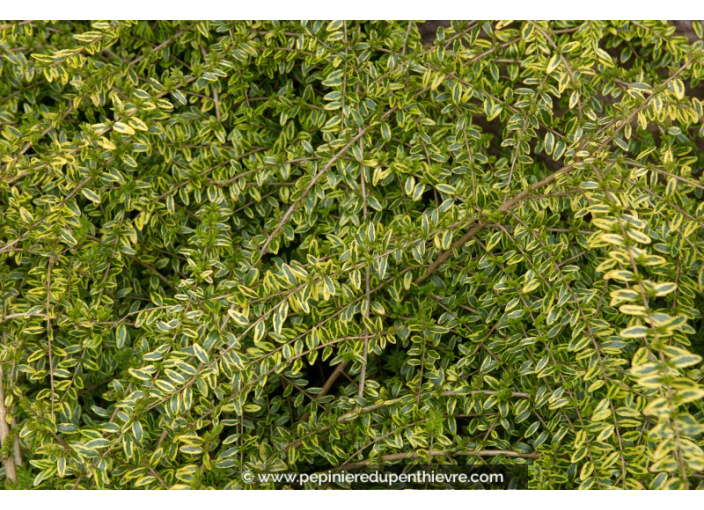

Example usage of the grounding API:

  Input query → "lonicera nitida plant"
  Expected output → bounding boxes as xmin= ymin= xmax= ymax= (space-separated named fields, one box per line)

xmin=1 ymin=20 xmax=704 ymax=490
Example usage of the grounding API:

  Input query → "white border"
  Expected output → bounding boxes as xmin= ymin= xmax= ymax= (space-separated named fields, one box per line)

xmin=1 ymin=488 xmax=703 ymax=504
xmin=1 ymin=3 xmax=700 ymax=20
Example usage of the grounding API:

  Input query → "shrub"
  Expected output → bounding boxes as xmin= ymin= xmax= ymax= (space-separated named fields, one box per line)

xmin=1 ymin=20 xmax=704 ymax=490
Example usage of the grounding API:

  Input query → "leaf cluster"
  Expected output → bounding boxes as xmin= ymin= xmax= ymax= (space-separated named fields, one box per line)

xmin=1 ymin=20 xmax=704 ymax=489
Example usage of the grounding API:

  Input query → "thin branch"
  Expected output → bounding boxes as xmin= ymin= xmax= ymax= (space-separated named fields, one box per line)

xmin=46 ymin=256 xmax=55 ymax=422
xmin=358 ymin=127 xmax=370 ymax=398
xmin=339 ymin=448 xmax=539 ymax=471
xmin=0 ymin=364 xmax=18 ymax=484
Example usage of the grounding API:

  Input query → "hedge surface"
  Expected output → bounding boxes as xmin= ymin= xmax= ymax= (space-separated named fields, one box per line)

xmin=1 ymin=20 xmax=704 ymax=489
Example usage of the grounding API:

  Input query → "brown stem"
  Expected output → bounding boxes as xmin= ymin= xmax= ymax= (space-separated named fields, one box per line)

xmin=298 ymin=361 xmax=349 ymax=423
xmin=0 ymin=366 xmax=17 ymax=484
xmin=339 ymin=448 xmax=539 ymax=470
xmin=322 ymin=362 xmax=348 ymax=397
xmin=123 ymin=252 xmax=177 ymax=292
xmin=11 ymin=417 xmax=22 ymax=467
xmin=259 ymin=129 xmax=368 ymax=257
xmin=358 ymin=126 xmax=370 ymax=398
xmin=46 ymin=256 xmax=55 ymax=422
xmin=415 ymin=161 xmax=575 ymax=285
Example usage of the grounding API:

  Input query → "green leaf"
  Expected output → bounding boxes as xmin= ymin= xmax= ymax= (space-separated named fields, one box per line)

xmin=546 ymin=53 xmax=561 ymax=74
xmin=81 ymin=188 xmax=101 ymax=204
xmin=127 ymin=117 xmax=148 ymax=131
xmin=227 ymin=309 xmax=249 ymax=327
xmin=172 ymin=89 xmax=187 ymax=105
xmin=116 ymin=324 xmax=128 ymax=349
xmin=621 ymin=325 xmax=649 ymax=338
xmin=253 ymin=320 xmax=266 ymax=344
xmin=113 ymin=121 xmax=136 ymax=135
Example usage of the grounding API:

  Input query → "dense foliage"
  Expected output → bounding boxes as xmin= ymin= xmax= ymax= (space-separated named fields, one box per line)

xmin=1 ymin=20 xmax=704 ymax=490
